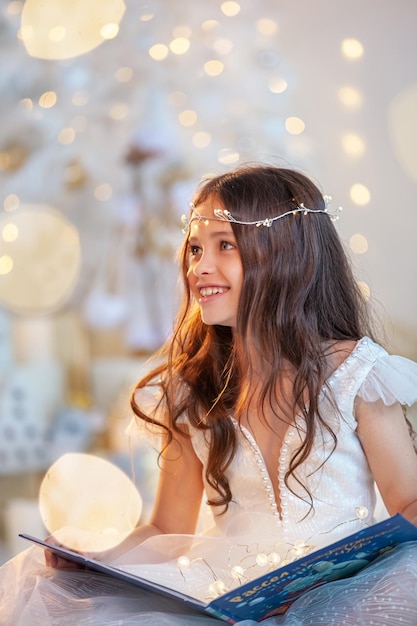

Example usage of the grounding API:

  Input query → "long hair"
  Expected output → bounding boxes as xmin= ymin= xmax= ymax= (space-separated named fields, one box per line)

xmin=131 ymin=164 xmax=375 ymax=512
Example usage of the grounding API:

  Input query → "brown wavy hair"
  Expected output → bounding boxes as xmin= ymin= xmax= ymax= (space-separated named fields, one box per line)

xmin=131 ymin=164 xmax=376 ymax=513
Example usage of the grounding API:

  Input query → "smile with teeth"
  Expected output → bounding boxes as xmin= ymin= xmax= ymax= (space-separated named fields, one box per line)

xmin=199 ymin=286 xmax=228 ymax=298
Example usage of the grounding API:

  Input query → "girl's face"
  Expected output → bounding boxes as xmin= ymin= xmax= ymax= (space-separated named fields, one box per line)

xmin=186 ymin=199 xmax=243 ymax=328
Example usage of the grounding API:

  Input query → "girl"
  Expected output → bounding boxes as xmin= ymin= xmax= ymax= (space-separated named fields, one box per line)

xmin=1 ymin=164 xmax=417 ymax=625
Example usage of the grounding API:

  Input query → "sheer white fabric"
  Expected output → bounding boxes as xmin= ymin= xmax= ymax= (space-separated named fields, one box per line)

xmin=1 ymin=337 xmax=417 ymax=625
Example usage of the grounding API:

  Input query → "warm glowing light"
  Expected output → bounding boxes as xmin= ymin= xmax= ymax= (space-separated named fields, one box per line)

xmin=349 ymin=233 xmax=368 ymax=254
xmin=115 ymin=66 xmax=133 ymax=82
xmin=177 ymin=555 xmax=191 ymax=568
xmin=201 ymin=20 xmax=220 ymax=32
xmin=140 ymin=12 xmax=154 ymax=22
xmin=94 ymin=184 xmax=112 ymax=201
xmin=192 ymin=131 xmax=212 ymax=148
xmin=39 ymin=453 xmax=142 ymax=552
xmin=19 ymin=98 xmax=33 ymax=111
xmin=285 ymin=116 xmax=305 ymax=135
xmin=39 ymin=91 xmax=57 ymax=109
xmin=0 ymin=256 xmax=13 ymax=275
xmin=256 ymin=553 xmax=269 ymax=567
xmin=100 ymin=22 xmax=119 ymax=40
xmin=0 ymin=153 xmax=9 ymax=170
xmin=213 ymin=38 xmax=234 ymax=55
xmin=221 ymin=1 xmax=241 ymax=17
xmin=350 ymin=183 xmax=371 ymax=205
xmin=0 ymin=206 xmax=81 ymax=314
xmin=169 ymin=37 xmax=190 ymax=55
xmin=109 ymin=103 xmax=129 ymax=120
xmin=149 ymin=43 xmax=169 ymax=60
xmin=256 ymin=18 xmax=279 ymax=36
xmin=58 ymin=128 xmax=76 ymax=145
xmin=178 ymin=110 xmax=198 ymax=127
xmin=341 ymin=38 xmax=364 ymax=60
xmin=4 ymin=194 xmax=19 ymax=212
xmin=268 ymin=77 xmax=288 ymax=94
xmin=388 ymin=85 xmax=417 ymax=186
xmin=218 ymin=148 xmax=240 ymax=165
xmin=48 ymin=25 xmax=66 ymax=43
xmin=338 ymin=86 xmax=362 ymax=109
xmin=0 ymin=143 xmax=27 ymax=171
xmin=2 ymin=223 xmax=19 ymax=242
xmin=204 ymin=60 xmax=224 ymax=76
xmin=341 ymin=133 xmax=365 ymax=157
xmin=357 ymin=281 xmax=371 ymax=300
xmin=21 ymin=0 xmax=126 ymax=60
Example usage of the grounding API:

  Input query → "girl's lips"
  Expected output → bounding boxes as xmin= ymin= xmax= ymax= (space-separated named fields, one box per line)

xmin=199 ymin=286 xmax=228 ymax=297
xmin=197 ymin=286 xmax=230 ymax=302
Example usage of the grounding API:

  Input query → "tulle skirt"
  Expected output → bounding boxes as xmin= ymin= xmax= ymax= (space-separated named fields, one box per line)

xmin=1 ymin=540 xmax=417 ymax=625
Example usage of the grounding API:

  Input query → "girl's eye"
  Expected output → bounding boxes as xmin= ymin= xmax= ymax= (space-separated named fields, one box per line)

xmin=221 ymin=241 xmax=235 ymax=250
xmin=189 ymin=244 xmax=201 ymax=256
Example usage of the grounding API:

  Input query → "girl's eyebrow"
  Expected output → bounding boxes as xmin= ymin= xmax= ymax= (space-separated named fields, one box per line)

xmin=188 ymin=230 xmax=235 ymax=244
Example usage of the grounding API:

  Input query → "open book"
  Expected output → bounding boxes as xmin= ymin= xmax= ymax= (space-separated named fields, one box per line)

xmin=20 ymin=514 xmax=417 ymax=624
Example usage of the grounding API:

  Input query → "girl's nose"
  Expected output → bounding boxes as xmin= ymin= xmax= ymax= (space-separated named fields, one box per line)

xmin=193 ymin=251 xmax=215 ymax=276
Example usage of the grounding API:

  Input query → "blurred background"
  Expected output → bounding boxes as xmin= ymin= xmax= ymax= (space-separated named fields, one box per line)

xmin=0 ymin=0 xmax=416 ymax=563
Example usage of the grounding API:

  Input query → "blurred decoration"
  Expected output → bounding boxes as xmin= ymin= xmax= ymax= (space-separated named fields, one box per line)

xmin=0 ymin=141 xmax=28 ymax=172
xmin=64 ymin=158 xmax=89 ymax=190
xmin=20 ymin=0 xmax=126 ymax=60
xmin=39 ymin=452 xmax=142 ymax=551
xmin=0 ymin=206 xmax=81 ymax=315
xmin=388 ymin=84 xmax=417 ymax=186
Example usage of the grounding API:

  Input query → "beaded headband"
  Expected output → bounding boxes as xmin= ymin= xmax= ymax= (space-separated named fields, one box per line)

xmin=181 ymin=196 xmax=342 ymax=234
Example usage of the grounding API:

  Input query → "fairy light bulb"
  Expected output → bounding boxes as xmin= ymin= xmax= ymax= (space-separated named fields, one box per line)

xmin=268 ymin=552 xmax=281 ymax=565
xmin=231 ymin=565 xmax=245 ymax=579
xmin=208 ymin=580 xmax=228 ymax=597
xmin=355 ymin=506 xmax=369 ymax=520
xmin=177 ymin=555 xmax=191 ymax=569
xmin=292 ymin=540 xmax=307 ymax=557
xmin=255 ymin=553 xmax=269 ymax=567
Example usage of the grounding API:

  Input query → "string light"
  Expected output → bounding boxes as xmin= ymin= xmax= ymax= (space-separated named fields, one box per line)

xmin=176 ymin=510 xmax=370 ymax=599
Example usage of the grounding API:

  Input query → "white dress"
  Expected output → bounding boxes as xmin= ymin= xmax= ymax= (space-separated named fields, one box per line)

xmin=1 ymin=337 xmax=417 ymax=626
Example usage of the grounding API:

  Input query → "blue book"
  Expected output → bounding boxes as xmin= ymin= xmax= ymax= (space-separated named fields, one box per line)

xmin=20 ymin=514 xmax=417 ymax=623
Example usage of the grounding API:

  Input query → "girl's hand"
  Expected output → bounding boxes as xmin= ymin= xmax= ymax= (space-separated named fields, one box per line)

xmin=43 ymin=535 xmax=104 ymax=570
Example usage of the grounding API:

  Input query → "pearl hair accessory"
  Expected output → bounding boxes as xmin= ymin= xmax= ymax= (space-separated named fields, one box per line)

xmin=181 ymin=196 xmax=343 ymax=234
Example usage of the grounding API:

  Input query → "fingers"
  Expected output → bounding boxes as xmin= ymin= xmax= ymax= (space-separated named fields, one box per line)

xmin=44 ymin=548 xmax=86 ymax=569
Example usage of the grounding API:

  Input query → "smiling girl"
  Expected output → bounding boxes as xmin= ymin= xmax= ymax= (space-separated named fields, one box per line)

xmin=1 ymin=164 xmax=417 ymax=625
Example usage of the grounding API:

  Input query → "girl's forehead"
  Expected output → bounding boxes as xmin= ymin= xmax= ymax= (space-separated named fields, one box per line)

xmin=188 ymin=209 xmax=234 ymax=238
xmin=184 ymin=198 xmax=233 ymax=237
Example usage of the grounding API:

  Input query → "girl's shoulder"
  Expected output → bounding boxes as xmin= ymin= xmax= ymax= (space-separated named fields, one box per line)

xmin=327 ymin=337 xmax=417 ymax=407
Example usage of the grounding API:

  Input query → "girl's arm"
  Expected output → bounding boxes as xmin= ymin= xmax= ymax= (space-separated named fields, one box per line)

xmin=356 ymin=397 xmax=417 ymax=525
xmin=46 ymin=430 xmax=205 ymax=568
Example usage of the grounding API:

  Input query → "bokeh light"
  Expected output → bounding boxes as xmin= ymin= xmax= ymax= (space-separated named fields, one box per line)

xmin=349 ymin=233 xmax=369 ymax=254
xmin=221 ymin=1 xmax=241 ymax=17
xmin=39 ymin=453 xmax=142 ymax=552
xmin=0 ymin=205 xmax=81 ymax=314
xmin=357 ymin=281 xmax=371 ymax=301
xmin=338 ymin=86 xmax=363 ymax=110
xmin=350 ymin=183 xmax=371 ymax=205
xmin=388 ymin=84 xmax=417 ymax=185
xmin=285 ymin=116 xmax=305 ymax=135
xmin=341 ymin=133 xmax=366 ymax=157
xmin=20 ymin=0 xmax=126 ymax=60
xmin=341 ymin=38 xmax=364 ymax=60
